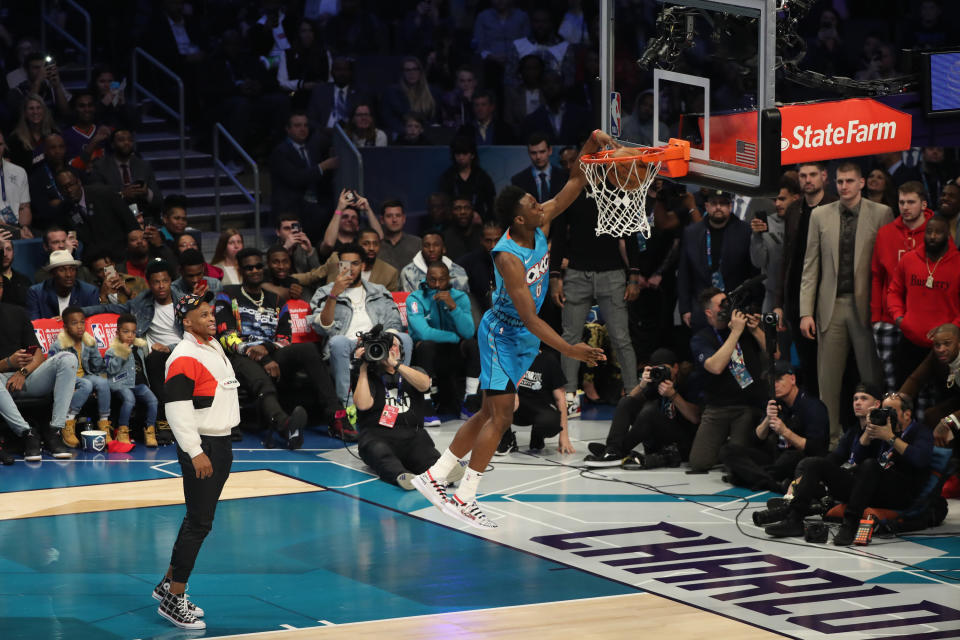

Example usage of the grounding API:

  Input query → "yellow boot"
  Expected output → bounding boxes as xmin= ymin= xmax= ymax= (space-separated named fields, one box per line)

xmin=144 ymin=425 xmax=158 ymax=448
xmin=97 ymin=419 xmax=114 ymax=443
xmin=61 ymin=419 xmax=80 ymax=448
xmin=116 ymin=425 xmax=131 ymax=444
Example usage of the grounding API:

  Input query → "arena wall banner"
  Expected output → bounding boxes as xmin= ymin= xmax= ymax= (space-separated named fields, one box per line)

xmin=778 ymin=98 xmax=913 ymax=164
xmin=703 ymin=98 xmax=912 ymax=170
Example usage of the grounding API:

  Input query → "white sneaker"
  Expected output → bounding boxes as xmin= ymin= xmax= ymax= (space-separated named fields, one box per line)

xmin=411 ymin=469 xmax=449 ymax=510
xmin=442 ymin=496 xmax=498 ymax=529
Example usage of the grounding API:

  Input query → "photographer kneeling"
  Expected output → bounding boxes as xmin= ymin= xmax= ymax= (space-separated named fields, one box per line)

xmin=584 ymin=348 xmax=701 ymax=468
xmin=765 ymin=392 xmax=933 ymax=545
xmin=720 ymin=360 xmax=829 ymax=492
xmin=353 ymin=326 xmax=464 ymax=489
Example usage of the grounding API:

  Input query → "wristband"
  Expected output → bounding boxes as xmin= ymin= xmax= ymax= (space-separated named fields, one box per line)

xmin=334 ymin=210 xmax=342 ymax=216
xmin=5 ymin=356 xmax=11 ymax=369
xmin=327 ymin=293 xmax=338 ymax=301
xmin=947 ymin=414 xmax=960 ymax=434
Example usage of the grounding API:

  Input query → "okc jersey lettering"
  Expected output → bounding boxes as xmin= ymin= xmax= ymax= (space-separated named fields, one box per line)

xmin=490 ymin=227 xmax=550 ymax=320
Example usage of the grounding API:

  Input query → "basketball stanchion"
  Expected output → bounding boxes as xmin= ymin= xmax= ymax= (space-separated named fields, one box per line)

xmin=580 ymin=138 xmax=691 ymax=239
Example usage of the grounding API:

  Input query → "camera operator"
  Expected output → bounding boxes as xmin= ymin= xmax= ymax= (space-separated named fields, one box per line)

xmin=765 ymin=390 xmax=933 ymax=546
xmin=584 ymin=348 xmax=700 ymax=468
xmin=720 ymin=360 xmax=829 ymax=492
xmin=352 ymin=328 xmax=463 ymax=489
xmin=688 ymin=287 xmax=769 ymax=473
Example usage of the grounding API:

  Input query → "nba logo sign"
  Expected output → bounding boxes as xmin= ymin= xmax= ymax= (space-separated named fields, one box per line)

xmin=91 ymin=323 xmax=108 ymax=350
xmin=610 ymin=92 xmax=622 ymax=137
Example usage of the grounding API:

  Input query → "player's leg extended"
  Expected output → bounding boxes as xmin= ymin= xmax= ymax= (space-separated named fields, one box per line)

xmin=458 ymin=391 xmax=515 ymax=473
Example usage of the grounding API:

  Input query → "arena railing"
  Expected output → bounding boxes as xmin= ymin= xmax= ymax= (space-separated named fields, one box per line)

xmin=212 ymin=123 xmax=261 ymax=247
xmin=40 ymin=0 xmax=92 ymax=85
xmin=131 ymin=47 xmax=186 ymax=193
xmin=333 ymin=123 xmax=363 ymax=196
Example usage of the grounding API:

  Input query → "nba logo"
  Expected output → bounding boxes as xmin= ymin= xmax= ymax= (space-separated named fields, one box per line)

xmin=91 ymin=323 xmax=107 ymax=350
xmin=33 ymin=328 xmax=48 ymax=352
xmin=610 ymin=92 xmax=622 ymax=137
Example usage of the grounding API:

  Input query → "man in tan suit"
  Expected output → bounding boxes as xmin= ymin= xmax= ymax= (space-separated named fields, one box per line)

xmin=800 ymin=161 xmax=894 ymax=441
xmin=292 ymin=229 xmax=400 ymax=292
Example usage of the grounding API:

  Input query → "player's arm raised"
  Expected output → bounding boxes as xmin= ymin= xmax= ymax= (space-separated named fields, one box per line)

xmin=495 ymin=251 xmax=605 ymax=365
xmin=541 ymin=129 xmax=619 ymax=232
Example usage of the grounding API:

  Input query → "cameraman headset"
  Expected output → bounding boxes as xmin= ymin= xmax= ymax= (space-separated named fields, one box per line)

xmin=352 ymin=327 xmax=463 ymax=489
xmin=584 ymin=348 xmax=701 ymax=468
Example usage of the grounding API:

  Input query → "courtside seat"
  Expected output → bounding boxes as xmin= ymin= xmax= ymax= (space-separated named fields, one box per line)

xmin=824 ymin=447 xmax=954 ymax=533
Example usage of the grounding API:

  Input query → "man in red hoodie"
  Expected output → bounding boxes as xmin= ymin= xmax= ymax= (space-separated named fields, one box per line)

xmin=871 ymin=181 xmax=932 ymax=391
xmin=888 ymin=215 xmax=960 ymax=390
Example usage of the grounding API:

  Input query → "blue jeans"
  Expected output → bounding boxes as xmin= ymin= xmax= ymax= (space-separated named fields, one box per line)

xmin=0 ymin=351 xmax=78 ymax=434
xmin=116 ymin=384 xmax=158 ymax=426
xmin=70 ymin=375 xmax=112 ymax=416
xmin=328 ymin=332 xmax=414 ymax=404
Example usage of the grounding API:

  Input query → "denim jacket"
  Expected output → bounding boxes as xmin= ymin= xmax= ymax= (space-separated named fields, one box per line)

xmin=104 ymin=336 xmax=149 ymax=389
xmin=86 ymin=290 xmax=183 ymax=344
xmin=48 ymin=331 xmax=106 ymax=377
xmin=308 ymin=281 xmax=402 ymax=350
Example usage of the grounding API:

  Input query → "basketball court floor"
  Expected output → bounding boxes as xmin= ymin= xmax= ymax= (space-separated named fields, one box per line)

xmin=1 ymin=406 xmax=958 ymax=640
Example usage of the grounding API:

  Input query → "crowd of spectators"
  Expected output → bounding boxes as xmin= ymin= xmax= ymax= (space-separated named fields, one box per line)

xmin=0 ymin=2 xmax=956 ymax=537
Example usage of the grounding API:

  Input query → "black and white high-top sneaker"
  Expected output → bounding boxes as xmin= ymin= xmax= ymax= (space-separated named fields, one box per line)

xmin=157 ymin=586 xmax=206 ymax=629
xmin=152 ymin=576 xmax=205 ymax=617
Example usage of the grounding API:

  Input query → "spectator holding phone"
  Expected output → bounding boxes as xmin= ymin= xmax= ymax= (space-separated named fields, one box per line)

xmin=90 ymin=127 xmax=163 ymax=217
xmin=86 ymin=249 xmax=147 ymax=304
xmin=750 ymin=176 xmax=800 ymax=313
xmin=275 ymin=214 xmax=320 ymax=275
xmin=319 ymin=189 xmax=384 ymax=259
xmin=0 ymin=278 xmax=76 ymax=460
xmin=309 ymin=244 xmax=414 ymax=414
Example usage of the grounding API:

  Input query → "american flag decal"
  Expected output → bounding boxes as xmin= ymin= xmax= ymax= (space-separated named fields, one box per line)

xmin=735 ymin=140 xmax=757 ymax=168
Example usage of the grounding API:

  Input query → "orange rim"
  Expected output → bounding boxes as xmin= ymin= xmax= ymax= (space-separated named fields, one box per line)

xmin=581 ymin=138 xmax=691 ymax=178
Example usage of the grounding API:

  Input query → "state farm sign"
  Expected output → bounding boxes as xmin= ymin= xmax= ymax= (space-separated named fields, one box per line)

xmin=778 ymin=98 xmax=912 ymax=164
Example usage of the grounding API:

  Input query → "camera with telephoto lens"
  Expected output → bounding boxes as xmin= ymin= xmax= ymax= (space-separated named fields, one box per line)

xmin=717 ymin=275 xmax=766 ymax=322
xmin=869 ymin=407 xmax=898 ymax=429
xmin=356 ymin=324 xmax=394 ymax=364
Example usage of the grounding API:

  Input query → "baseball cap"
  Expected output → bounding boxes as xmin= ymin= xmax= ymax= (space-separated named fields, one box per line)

xmin=705 ymin=189 xmax=734 ymax=201
xmin=174 ymin=291 xmax=214 ymax=323
xmin=854 ymin=382 xmax=883 ymax=402
xmin=649 ymin=348 xmax=678 ymax=366
xmin=773 ymin=360 xmax=795 ymax=378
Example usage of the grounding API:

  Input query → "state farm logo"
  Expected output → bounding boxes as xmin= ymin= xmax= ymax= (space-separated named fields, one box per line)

xmin=783 ymin=119 xmax=898 ymax=151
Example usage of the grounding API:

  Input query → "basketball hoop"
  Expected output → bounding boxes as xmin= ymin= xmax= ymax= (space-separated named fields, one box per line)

xmin=581 ymin=138 xmax=691 ymax=239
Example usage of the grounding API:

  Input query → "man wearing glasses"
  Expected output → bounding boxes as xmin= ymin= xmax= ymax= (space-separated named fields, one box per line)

xmin=213 ymin=247 xmax=340 ymax=449
xmin=765 ymin=386 xmax=932 ymax=545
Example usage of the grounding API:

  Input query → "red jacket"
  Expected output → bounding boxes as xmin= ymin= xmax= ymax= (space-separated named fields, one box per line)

xmin=887 ymin=242 xmax=960 ymax=347
xmin=870 ymin=209 xmax=932 ymax=323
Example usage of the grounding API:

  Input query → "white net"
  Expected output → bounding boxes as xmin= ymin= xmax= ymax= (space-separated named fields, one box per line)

xmin=582 ymin=157 xmax=660 ymax=239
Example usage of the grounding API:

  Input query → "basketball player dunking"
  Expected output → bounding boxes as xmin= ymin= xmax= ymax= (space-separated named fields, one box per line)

xmin=413 ymin=129 xmax=614 ymax=528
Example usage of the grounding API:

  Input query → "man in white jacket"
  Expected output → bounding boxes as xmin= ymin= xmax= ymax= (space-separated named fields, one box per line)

xmin=153 ymin=292 xmax=240 ymax=630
